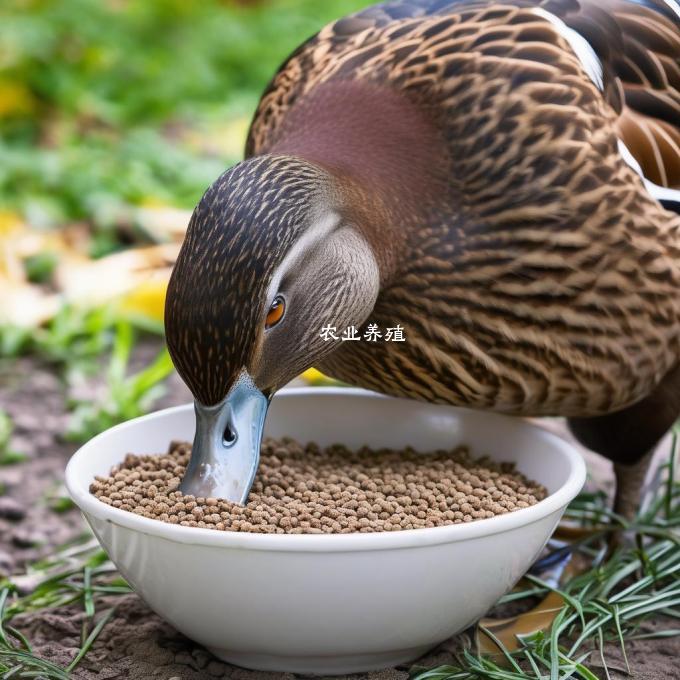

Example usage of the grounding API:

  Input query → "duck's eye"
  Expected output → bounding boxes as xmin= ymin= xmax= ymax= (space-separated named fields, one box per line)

xmin=265 ymin=295 xmax=285 ymax=328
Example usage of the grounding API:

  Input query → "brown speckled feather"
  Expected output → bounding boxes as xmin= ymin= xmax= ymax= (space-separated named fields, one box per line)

xmin=246 ymin=0 xmax=680 ymax=417
xmin=248 ymin=0 xmax=680 ymax=191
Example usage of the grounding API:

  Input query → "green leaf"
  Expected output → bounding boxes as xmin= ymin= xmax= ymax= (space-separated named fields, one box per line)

xmin=48 ymin=496 xmax=75 ymax=513
xmin=59 ymin=607 xmax=116 ymax=672
xmin=23 ymin=251 xmax=58 ymax=284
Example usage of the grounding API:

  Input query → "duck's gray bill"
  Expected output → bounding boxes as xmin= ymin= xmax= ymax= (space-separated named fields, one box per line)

xmin=180 ymin=371 xmax=268 ymax=504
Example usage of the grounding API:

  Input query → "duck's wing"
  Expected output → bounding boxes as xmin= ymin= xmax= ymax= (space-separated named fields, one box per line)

xmin=543 ymin=0 xmax=680 ymax=211
xmin=245 ymin=0 xmax=489 ymax=156
xmin=247 ymin=0 xmax=679 ymax=211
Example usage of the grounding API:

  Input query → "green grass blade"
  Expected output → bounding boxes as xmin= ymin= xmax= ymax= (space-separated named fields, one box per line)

xmin=610 ymin=604 xmax=630 ymax=674
xmin=526 ymin=574 xmax=584 ymax=628
xmin=83 ymin=566 xmax=95 ymax=618
xmin=65 ymin=607 xmax=115 ymax=673
xmin=0 ymin=587 xmax=11 ymax=647
xmin=666 ymin=431 xmax=677 ymax=520
xmin=596 ymin=627 xmax=610 ymax=680
xmin=477 ymin=624 xmax=523 ymax=675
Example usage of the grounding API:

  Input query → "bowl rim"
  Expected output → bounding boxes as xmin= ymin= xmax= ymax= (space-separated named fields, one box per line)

xmin=65 ymin=387 xmax=586 ymax=552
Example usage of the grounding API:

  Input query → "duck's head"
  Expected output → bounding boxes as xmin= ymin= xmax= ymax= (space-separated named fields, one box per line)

xmin=165 ymin=154 xmax=380 ymax=502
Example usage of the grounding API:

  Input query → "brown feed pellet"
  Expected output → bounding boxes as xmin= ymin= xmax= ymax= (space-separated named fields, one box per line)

xmin=89 ymin=438 xmax=547 ymax=534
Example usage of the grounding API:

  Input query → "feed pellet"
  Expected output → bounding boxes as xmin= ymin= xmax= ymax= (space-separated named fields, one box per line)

xmin=90 ymin=438 xmax=547 ymax=534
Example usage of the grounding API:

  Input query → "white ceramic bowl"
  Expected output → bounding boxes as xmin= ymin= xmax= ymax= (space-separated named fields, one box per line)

xmin=66 ymin=387 xmax=585 ymax=675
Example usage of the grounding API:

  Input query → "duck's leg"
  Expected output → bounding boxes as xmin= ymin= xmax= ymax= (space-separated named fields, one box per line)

xmin=567 ymin=364 xmax=680 ymax=522
xmin=612 ymin=450 xmax=654 ymax=521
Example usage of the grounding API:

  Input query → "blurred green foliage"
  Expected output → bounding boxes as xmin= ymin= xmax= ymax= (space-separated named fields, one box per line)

xmin=0 ymin=305 xmax=118 ymax=370
xmin=0 ymin=1 xmax=368 ymax=438
xmin=0 ymin=408 xmax=27 ymax=465
xmin=0 ymin=0 xmax=367 ymax=239
xmin=66 ymin=322 xmax=175 ymax=443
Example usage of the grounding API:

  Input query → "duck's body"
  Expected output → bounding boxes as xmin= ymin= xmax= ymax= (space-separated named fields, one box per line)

xmin=247 ymin=0 xmax=680 ymax=419
xmin=166 ymin=0 xmax=680 ymax=512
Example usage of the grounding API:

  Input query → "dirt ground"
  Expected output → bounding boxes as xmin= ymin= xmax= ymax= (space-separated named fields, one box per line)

xmin=1 ymin=343 xmax=679 ymax=679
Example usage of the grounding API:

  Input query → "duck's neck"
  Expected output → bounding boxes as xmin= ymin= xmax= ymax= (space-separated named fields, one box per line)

xmin=268 ymin=80 xmax=450 ymax=282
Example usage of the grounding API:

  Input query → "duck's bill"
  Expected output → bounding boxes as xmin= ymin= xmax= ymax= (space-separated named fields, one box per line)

xmin=180 ymin=371 xmax=269 ymax=504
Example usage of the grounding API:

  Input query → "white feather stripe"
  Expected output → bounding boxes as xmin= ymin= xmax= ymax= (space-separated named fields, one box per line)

xmin=660 ymin=0 xmax=680 ymax=21
xmin=618 ymin=139 xmax=680 ymax=206
xmin=531 ymin=8 xmax=604 ymax=91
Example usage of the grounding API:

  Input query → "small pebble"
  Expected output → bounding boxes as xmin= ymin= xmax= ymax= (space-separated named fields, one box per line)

xmin=90 ymin=438 xmax=546 ymax=534
xmin=11 ymin=528 xmax=43 ymax=548
xmin=0 ymin=497 xmax=26 ymax=521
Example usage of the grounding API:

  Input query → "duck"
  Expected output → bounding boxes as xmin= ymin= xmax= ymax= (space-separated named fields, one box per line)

xmin=164 ymin=0 xmax=680 ymax=518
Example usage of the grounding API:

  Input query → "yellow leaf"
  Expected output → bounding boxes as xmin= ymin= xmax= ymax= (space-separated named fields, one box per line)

xmin=0 ymin=281 xmax=61 ymax=327
xmin=553 ymin=524 xmax=604 ymax=542
xmin=183 ymin=116 xmax=251 ymax=158
xmin=300 ymin=368 xmax=341 ymax=386
xmin=0 ymin=210 xmax=24 ymax=235
xmin=476 ymin=590 xmax=565 ymax=658
xmin=58 ymin=244 xmax=178 ymax=309
xmin=0 ymin=80 xmax=34 ymax=118
xmin=138 ymin=197 xmax=168 ymax=208
xmin=117 ymin=279 xmax=168 ymax=322
xmin=134 ymin=205 xmax=192 ymax=243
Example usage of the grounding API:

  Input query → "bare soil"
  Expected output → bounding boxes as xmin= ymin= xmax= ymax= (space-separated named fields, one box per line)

xmin=1 ymin=342 xmax=678 ymax=679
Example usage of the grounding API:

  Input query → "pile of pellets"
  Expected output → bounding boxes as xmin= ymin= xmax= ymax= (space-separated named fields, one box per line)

xmin=90 ymin=438 xmax=547 ymax=534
